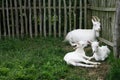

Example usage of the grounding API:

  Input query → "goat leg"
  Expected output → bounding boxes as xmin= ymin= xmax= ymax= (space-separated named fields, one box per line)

xmin=82 ymin=59 xmax=101 ymax=65
xmin=75 ymin=63 xmax=98 ymax=68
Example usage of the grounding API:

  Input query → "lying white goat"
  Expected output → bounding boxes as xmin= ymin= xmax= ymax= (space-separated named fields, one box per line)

xmin=64 ymin=16 xmax=101 ymax=46
xmin=89 ymin=41 xmax=110 ymax=61
xmin=64 ymin=41 xmax=100 ymax=68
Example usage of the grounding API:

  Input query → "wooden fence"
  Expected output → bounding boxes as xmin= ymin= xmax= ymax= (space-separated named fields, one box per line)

xmin=87 ymin=0 xmax=116 ymax=47
xmin=0 ymin=0 xmax=117 ymax=47
xmin=0 ymin=0 xmax=87 ymax=38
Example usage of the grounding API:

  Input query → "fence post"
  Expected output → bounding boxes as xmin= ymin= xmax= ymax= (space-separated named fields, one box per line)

xmin=0 ymin=11 xmax=1 ymax=39
xmin=113 ymin=0 xmax=120 ymax=58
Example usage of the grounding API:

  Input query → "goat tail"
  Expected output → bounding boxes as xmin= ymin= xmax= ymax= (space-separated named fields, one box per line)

xmin=63 ymin=33 xmax=71 ymax=42
xmin=63 ymin=39 xmax=67 ymax=42
xmin=63 ymin=36 xmax=68 ymax=42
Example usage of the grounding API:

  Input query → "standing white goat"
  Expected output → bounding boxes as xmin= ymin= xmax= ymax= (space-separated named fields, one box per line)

xmin=89 ymin=41 xmax=110 ymax=61
xmin=64 ymin=41 xmax=101 ymax=68
xmin=64 ymin=16 xmax=101 ymax=46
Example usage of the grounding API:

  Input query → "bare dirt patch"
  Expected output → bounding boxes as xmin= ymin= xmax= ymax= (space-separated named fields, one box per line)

xmin=88 ymin=62 xmax=110 ymax=80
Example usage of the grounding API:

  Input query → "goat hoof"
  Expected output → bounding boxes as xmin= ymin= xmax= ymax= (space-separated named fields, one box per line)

xmin=97 ymin=62 xmax=101 ymax=65
xmin=94 ymin=65 xmax=98 ymax=68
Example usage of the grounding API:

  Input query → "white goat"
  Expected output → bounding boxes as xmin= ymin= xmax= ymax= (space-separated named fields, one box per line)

xmin=64 ymin=41 xmax=101 ymax=68
xmin=64 ymin=16 xmax=101 ymax=46
xmin=89 ymin=41 xmax=110 ymax=61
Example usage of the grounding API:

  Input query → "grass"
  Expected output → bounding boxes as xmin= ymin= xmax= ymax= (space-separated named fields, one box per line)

xmin=0 ymin=37 xmax=120 ymax=80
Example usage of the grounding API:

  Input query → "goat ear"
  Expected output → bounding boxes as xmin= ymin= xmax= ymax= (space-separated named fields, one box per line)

xmin=74 ymin=42 xmax=79 ymax=46
xmin=76 ymin=42 xmax=80 ymax=45
xmin=87 ymin=41 xmax=91 ymax=44
xmin=98 ymin=41 xmax=101 ymax=44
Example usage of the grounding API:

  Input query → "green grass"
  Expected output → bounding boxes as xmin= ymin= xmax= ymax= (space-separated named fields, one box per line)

xmin=105 ymin=53 xmax=120 ymax=80
xmin=0 ymin=37 xmax=120 ymax=80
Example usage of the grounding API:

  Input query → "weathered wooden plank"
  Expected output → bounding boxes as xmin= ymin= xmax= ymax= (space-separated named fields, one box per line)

xmin=28 ymin=0 xmax=32 ymax=38
xmin=48 ymin=0 xmax=52 ymax=36
xmin=111 ymin=13 xmax=115 ymax=42
xmin=10 ymin=0 xmax=15 ymax=38
xmin=63 ymin=0 xmax=67 ymax=36
xmin=98 ymin=37 xmax=113 ymax=47
xmin=0 ymin=6 xmax=84 ymax=10
xmin=108 ymin=13 xmax=111 ymax=41
xmin=2 ymin=0 xmax=7 ymax=37
xmin=43 ymin=0 xmax=47 ymax=37
xmin=102 ymin=0 xmax=105 ymax=7
xmin=33 ymin=0 xmax=38 ymax=37
xmin=58 ymin=0 xmax=61 ymax=37
xmin=88 ymin=6 xmax=116 ymax=12
xmin=106 ymin=12 xmax=109 ymax=40
xmin=103 ymin=13 xmax=106 ymax=39
xmin=6 ymin=0 xmax=10 ymax=37
xmin=110 ymin=13 xmax=114 ymax=42
xmin=113 ymin=0 xmax=120 ymax=58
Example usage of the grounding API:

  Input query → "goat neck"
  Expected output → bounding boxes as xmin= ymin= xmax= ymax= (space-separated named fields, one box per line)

xmin=75 ymin=47 xmax=85 ymax=54
xmin=92 ymin=24 xmax=100 ymax=37
xmin=94 ymin=47 xmax=101 ymax=55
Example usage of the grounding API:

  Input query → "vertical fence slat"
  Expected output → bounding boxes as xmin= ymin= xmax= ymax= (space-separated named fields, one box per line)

xmin=28 ymin=0 xmax=32 ymax=38
xmin=79 ymin=0 xmax=82 ymax=29
xmin=39 ymin=0 xmax=42 ymax=36
xmin=107 ymin=12 xmax=109 ymax=40
xmin=43 ymin=0 xmax=46 ymax=37
xmin=53 ymin=0 xmax=57 ymax=37
xmin=6 ymin=0 xmax=10 ymax=37
xmin=73 ymin=0 xmax=77 ymax=29
xmin=108 ymin=13 xmax=111 ymax=41
xmin=19 ymin=0 xmax=24 ymax=38
xmin=111 ymin=13 xmax=115 ymax=42
xmin=84 ymin=0 xmax=87 ymax=29
xmin=48 ymin=0 xmax=52 ymax=36
xmin=69 ymin=0 xmax=72 ymax=31
xmin=14 ymin=0 xmax=19 ymax=37
xmin=24 ymin=0 xmax=28 ymax=35
xmin=103 ymin=13 xmax=105 ymax=38
xmin=33 ymin=0 xmax=38 ymax=37
xmin=2 ymin=0 xmax=6 ymax=37
xmin=10 ymin=0 xmax=15 ymax=38
xmin=63 ymin=0 xmax=67 ymax=36
xmin=58 ymin=0 xmax=61 ymax=37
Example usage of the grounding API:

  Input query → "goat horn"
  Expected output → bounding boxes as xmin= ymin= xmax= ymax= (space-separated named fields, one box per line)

xmin=92 ymin=16 xmax=97 ymax=21
xmin=95 ymin=16 xmax=100 ymax=22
